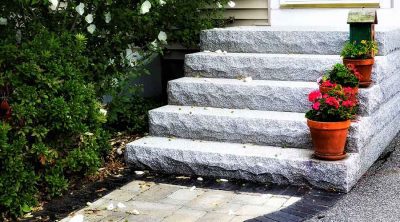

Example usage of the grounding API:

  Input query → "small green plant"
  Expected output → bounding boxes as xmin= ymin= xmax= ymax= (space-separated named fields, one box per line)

xmin=320 ymin=63 xmax=359 ymax=88
xmin=341 ymin=40 xmax=378 ymax=59
xmin=306 ymin=87 xmax=358 ymax=122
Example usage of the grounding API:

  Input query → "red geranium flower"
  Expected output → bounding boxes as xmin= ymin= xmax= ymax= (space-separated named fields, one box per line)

xmin=342 ymin=100 xmax=355 ymax=108
xmin=312 ymin=101 xmax=321 ymax=110
xmin=343 ymin=87 xmax=354 ymax=95
xmin=320 ymin=80 xmax=336 ymax=87
xmin=308 ymin=90 xmax=322 ymax=102
xmin=325 ymin=97 xmax=340 ymax=109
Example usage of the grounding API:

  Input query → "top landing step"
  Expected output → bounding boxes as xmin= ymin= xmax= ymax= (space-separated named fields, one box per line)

xmin=200 ymin=26 xmax=400 ymax=56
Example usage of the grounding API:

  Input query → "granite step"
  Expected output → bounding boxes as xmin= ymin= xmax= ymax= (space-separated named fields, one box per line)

xmin=185 ymin=52 xmax=394 ymax=84
xmin=200 ymin=26 xmax=400 ymax=55
xmin=168 ymin=77 xmax=381 ymax=116
xmin=125 ymin=136 xmax=361 ymax=192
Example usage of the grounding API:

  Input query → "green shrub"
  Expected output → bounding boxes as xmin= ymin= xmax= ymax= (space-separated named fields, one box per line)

xmin=0 ymin=123 xmax=38 ymax=217
xmin=0 ymin=30 xmax=110 ymax=218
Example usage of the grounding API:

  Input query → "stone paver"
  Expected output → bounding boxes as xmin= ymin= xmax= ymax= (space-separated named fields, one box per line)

xmin=162 ymin=207 xmax=206 ymax=222
xmin=61 ymin=178 xmax=342 ymax=222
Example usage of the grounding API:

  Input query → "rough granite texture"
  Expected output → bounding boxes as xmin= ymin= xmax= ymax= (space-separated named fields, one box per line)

xmin=185 ymin=53 xmax=341 ymax=82
xmin=125 ymin=136 xmax=360 ymax=192
xmin=149 ymin=105 xmax=312 ymax=149
xmin=168 ymin=77 xmax=394 ymax=116
xmin=168 ymin=77 xmax=318 ymax=113
xmin=200 ymin=26 xmax=400 ymax=55
xmin=185 ymin=50 xmax=400 ymax=84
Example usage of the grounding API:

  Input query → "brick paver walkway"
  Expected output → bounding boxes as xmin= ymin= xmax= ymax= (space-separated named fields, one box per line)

xmin=60 ymin=177 xmax=342 ymax=222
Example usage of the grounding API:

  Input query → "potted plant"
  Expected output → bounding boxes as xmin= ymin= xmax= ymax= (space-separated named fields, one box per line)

xmin=318 ymin=63 xmax=360 ymax=100
xmin=306 ymin=87 xmax=358 ymax=160
xmin=341 ymin=40 xmax=378 ymax=87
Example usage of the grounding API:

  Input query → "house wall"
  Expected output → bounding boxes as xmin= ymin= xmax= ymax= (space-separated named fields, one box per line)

xmin=270 ymin=0 xmax=400 ymax=28
xmin=224 ymin=0 xmax=270 ymax=26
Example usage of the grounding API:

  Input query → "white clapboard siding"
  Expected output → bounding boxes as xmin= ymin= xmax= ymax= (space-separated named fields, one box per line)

xmin=224 ymin=0 xmax=270 ymax=26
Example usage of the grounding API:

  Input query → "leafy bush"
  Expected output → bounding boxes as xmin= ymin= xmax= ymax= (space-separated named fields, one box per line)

xmin=0 ymin=30 xmax=110 ymax=218
xmin=341 ymin=40 xmax=378 ymax=59
xmin=0 ymin=0 xmax=230 ymax=217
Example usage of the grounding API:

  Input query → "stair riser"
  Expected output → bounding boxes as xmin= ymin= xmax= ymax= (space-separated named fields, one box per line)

xmin=148 ymin=108 xmax=373 ymax=153
xmin=149 ymin=109 xmax=312 ymax=149
xmin=126 ymin=137 xmax=359 ymax=192
xmin=350 ymin=91 xmax=400 ymax=153
xmin=200 ymin=28 xmax=400 ymax=55
xmin=168 ymin=78 xmax=394 ymax=116
xmin=168 ymin=79 xmax=315 ymax=113
xmin=184 ymin=51 xmax=399 ymax=84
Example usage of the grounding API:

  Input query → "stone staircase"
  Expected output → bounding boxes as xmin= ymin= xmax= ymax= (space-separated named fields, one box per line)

xmin=126 ymin=26 xmax=400 ymax=192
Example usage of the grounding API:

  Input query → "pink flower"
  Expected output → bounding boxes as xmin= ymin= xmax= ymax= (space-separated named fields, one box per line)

xmin=320 ymin=80 xmax=336 ymax=87
xmin=312 ymin=101 xmax=320 ymax=110
xmin=342 ymin=100 xmax=355 ymax=108
xmin=308 ymin=90 xmax=322 ymax=102
xmin=325 ymin=97 xmax=340 ymax=109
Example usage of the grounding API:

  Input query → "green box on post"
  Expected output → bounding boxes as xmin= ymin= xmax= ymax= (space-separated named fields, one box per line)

xmin=347 ymin=9 xmax=378 ymax=43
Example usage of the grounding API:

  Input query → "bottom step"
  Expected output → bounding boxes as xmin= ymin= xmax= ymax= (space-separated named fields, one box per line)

xmin=125 ymin=137 xmax=360 ymax=192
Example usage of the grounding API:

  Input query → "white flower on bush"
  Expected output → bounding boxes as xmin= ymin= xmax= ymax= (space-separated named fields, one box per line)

xmin=216 ymin=2 xmax=222 ymax=8
xmin=158 ymin=31 xmax=167 ymax=42
xmin=87 ymin=24 xmax=96 ymax=34
xmin=75 ymin=2 xmax=85 ymax=15
xmin=151 ymin=40 xmax=158 ymax=49
xmin=100 ymin=108 xmax=107 ymax=116
xmin=159 ymin=0 xmax=166 ymax=5
xmin=228 ymin=1 xmax=235 ymax=7
xmin=124 ymin=48 xmax=142 ymax=67
xmin=104 ymin=12 xmax=111 ymax=23
xmin=140 ymin=1 xmax=151 ymax=14
xmin=0 ymin=17 xmax=7 ymax=26
xmin=85 ymin=14 xmax=93 ymax=24
xmin=49 ymin=0 xmax=59 ymax=10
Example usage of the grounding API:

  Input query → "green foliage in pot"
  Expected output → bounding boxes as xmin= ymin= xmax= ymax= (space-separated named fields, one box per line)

xmin=322 ymin=63 xmax=360 ymax=88
xmin=341 ymin=40 xmax=378 ymax=59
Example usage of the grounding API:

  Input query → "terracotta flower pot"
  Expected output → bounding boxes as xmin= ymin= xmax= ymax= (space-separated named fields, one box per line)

xmin=343 ymin=58 xmax=374 ymax=88
xmin=307 ymin=119 xmax=351 ymax=161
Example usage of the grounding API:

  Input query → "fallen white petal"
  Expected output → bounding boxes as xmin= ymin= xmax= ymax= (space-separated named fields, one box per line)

xmin=117 ymin=202 xmax=126 ymax=209
xmin=228 ymin=1 xmax=236 ymax=7
xmin=68 ymin=214 xmax=84 ymax=222
xmin=197 ymin=177 xmax=203 ymax=181
xmin=243 ymin=77 xmax=253 ymax=82
xmin=189 ymin=186 xmax=196 ymax=191
xmin=116 ymin=148 xmax=123 ymax=155
xmin=135 ymin=171 xmax=145 ymax=175
xmin=106 ymin=203 xmax=114 ymax=210
xmin=215 ymin=49 xmax=223 ymax=53
xmin=86 ymin=202 xmax=92 ymax=206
